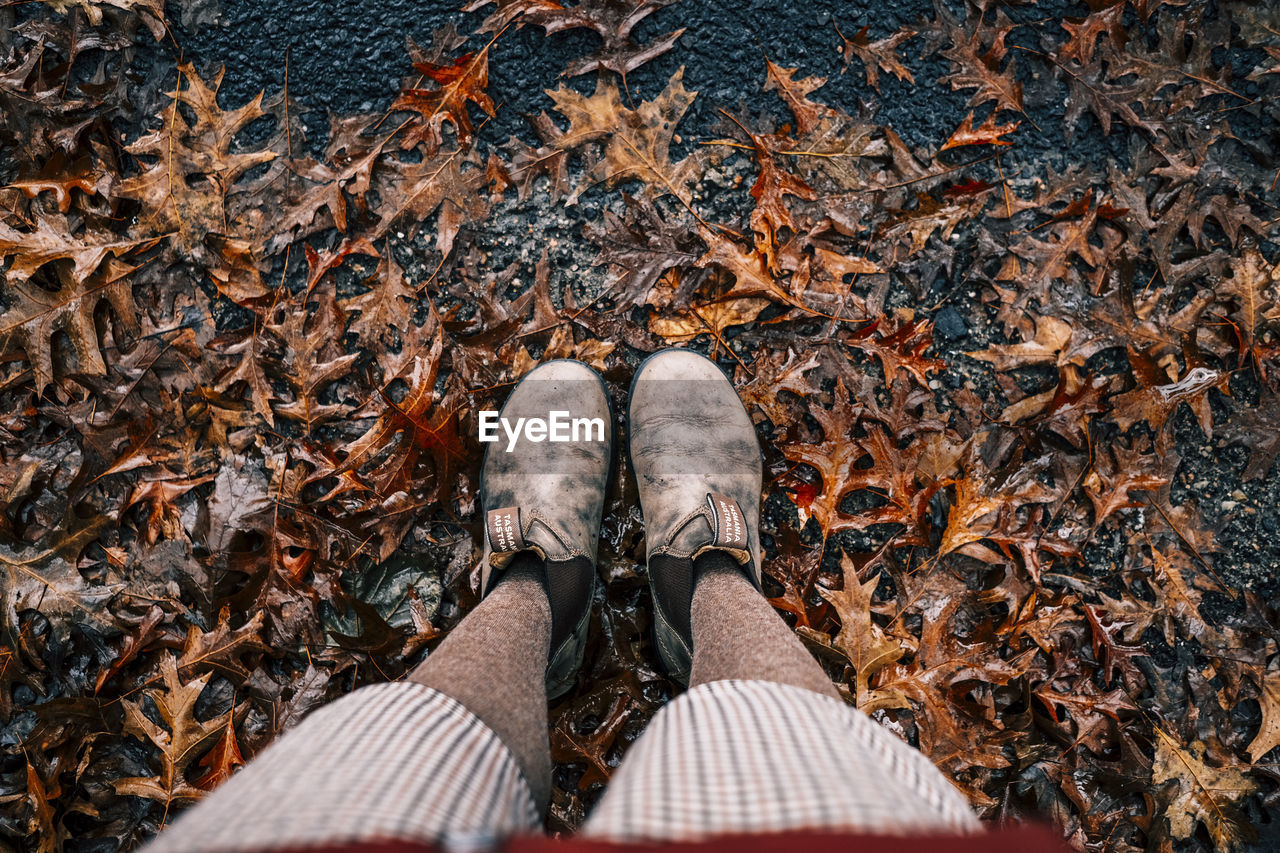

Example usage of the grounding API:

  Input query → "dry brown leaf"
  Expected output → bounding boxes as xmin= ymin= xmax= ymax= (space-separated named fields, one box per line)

xmin=838 ymin=24 xmax=915 ymax=91
xmin=39 ymin=0 xmax=166 ymax=39
xmin=939 ymin=110 xmax=1020 ymax=150
xmin=1247 ymin=670 xmax=1280 ymax=763
xmin=647 ymin=297 xmax=769 ymax=344
xmin=967 ymin=316 xmax=1073 ymax=370
xmin=120 ymin=64 xmax=277 ymax=255
xmin=816 ymin=557 xmax=904 ymax=706
xmin=392 ymin=47 xmax=496 ymax=155
xmin=1152 ymin=728 xmax=1258 ymax=849
xmin=113 ymin=655 xmax=241 ymax=809
xmin=548 ymin=68 xmax=702 ymax=204
xmin=0 ymin=252 xmax=143 ymax=393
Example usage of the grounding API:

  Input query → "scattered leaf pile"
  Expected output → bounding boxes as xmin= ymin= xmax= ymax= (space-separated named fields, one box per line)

xmin=1 ymin=1 xmax=1279 ymax=851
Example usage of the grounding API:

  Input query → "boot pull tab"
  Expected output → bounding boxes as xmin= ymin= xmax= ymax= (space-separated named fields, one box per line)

xmin=706 ymin=492 xmax=748 ymax=551
xmin=487 ymin=506 xmax=526 ymax=554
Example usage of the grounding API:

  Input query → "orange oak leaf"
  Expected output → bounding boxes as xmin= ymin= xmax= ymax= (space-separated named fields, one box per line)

xmin=837 ymin=24 xmax=915 ymax=91
xmin=939 ymin=110 xmax=1020 ymax=150
xmin=816 ymin=557 xmax=904 ymax=706
xmin=392 ymin=47 xmax=496 ymax=155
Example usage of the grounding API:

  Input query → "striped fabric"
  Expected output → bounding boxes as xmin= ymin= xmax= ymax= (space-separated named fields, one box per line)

xmin=144 ymin=678 xmax=977 ymax=852
xmin=143 ymin=683 xmax=539 ymax=853
xmin=580 ymin=679 xmax=980 ymax=842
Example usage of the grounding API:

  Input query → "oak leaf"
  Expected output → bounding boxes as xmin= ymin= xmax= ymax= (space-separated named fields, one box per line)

xmin=778 ymin=384 xmax=865 ymax=539
xmin=551 ymin=686 xmax=635 ymax=789
xmin=114 ymin=655 xmax=242 ymax=808
xmin=38 ymin=0 xmax=165 ymax=39
xmin=95 ymin=605 xmax=165 ymax=693
xmin=995 ymin=371 xmax=1108 ymax=448
xmin=514 ymin=0 xmax=685 ymax=78
xmin=1007 ymin=195 xmax=1115 ymax=309
xmin=869 ymin=595 xmax=1034 ymax=774
xmin=927 ymin=5 xmax=1025 ymax=115
xmin=1083 ymin=445 xmax=1168 ymax=526
xmin=937 ymin=477 xmax=1000 ymax=557
xmin=1246 ymin=670 xmax=1280 ymax=763
xmin=816 ymin=557 xmax=904 ymax=706
xmin=1147 ymin=546 xmax=1228 ymax=649
xmin=1 ymin=509 xmax=117 ymax=634
xmin=740 ymin=126 xmax=816 ymax=270
xmin=939 ymin=110 xmax=1020 ymax=151
xmin=1110 ymin=356 xmax=1228 ymax=437
xmin=210 ymin=325 xmax=280 ymax=427
xmin=1034 ymin=678 xmax=1136 ymax=754
xmin=1152 ymin=728 xmax=1257 ymax=849
xmin=270 ymin=289 xmax=360 ymax=433
xmin=271 ymin=114 xmax=400 ymax=250
xmin=585 ymin=194 xmax=700 ymax=312
xmin=0 ymin=248 xmax=144 ymax=393
xmin=193 ymin=712 xmax=245 ymax=791
xmin=1084 ymin=603 xmax=1147 ymax=691
xmin=500 ymin=112 xmax=572 ymax=201
xmin=548 ymin=69 xmax=702 ymax=204
xmin=937 ymin=467 xmax=1060 ymax=573
xmin=392 ymin=47 xmax=496 ymax=155
xmin=324 ymin=338 xmax=458 ymax=505
xmin=762 ymin=60 xmax=841 ymax=137
xmin=837 ymin=24 xmax=915 ymax=91
xmin=647 ymin=298 xmax=768 ymax=344
xmin=463 ymin=0 xmax=565 ymax=33
xmin=1060 ymin=5 xmax=1127 ymax=66
xmin=734 ymin=346 xmax=819 ymax=428
xmin=6 ymin=153 xmax=112 ymax=213
xmin=178 ymin=608 xmax=271 ymax=685
xmin=967 ymin=316 xmax=1073 ymax=370
xmin=694 ymin=227 xmax=810 ymax=312
xmin=1060 ymin=53 xmax=1160 ymax=137
xmin=341 ymin=148 xmax=490 ymax=262
xmin=1218 ymin=247 xmax=1280 ymax=361
xmin=120 ymin=64 xmax=277 ymax=255
xmin=880 ymin=191 xmax=980 ymax=256
xmin=762 ymin=529 xmax=827 ymax=629
xmin=838 ymin=426 xmax=930 ymax=539
xmin=1219 ymin=381 xmax=1280 ymax=481
xmin=344 ymin=251 xmax=419 ymax=350
xmin=846 ymin=314 xmax=945 ymax=387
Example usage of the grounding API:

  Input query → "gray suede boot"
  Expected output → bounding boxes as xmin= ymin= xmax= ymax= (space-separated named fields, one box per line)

xmin=480 ymin=360 xmax=613 ymax=699
xmin=627 ymin=349 xmax=764 ymax=684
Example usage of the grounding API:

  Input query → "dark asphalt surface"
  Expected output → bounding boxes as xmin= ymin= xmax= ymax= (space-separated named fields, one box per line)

xmin=158 ymin=0 xmax=1110 ymax=166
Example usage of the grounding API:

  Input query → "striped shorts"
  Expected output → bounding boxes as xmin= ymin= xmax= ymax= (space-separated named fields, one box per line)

xmin=144 ymin=679 xmax=978 ymax=852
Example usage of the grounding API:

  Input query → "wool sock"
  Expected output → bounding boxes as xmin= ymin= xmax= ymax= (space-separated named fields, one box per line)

xmin=407 ymin=554 xmax=553 ymax=811
xmin=688 ymin=551 xmax=840 ymax=700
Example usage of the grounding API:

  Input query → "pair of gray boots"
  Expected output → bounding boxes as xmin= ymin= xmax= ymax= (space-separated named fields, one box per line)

xmin=479 ymin=349 xmax=763 ymax=698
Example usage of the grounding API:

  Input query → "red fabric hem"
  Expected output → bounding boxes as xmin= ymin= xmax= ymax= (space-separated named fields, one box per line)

xmin=265 ymin=825 xmax=1071 ymax=853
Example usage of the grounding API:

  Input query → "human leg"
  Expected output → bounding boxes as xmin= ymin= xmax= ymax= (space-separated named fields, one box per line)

xmin=407 ymin=555 xmax=553 ymax=809
xmin=688 ymin=551 xmax=838 ymax=698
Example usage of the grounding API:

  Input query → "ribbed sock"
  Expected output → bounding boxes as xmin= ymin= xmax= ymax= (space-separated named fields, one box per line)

xmin=688 ymin=552 xmax=840 ymax=700
xmin=407 ymin=554 xmax=553 ymax=811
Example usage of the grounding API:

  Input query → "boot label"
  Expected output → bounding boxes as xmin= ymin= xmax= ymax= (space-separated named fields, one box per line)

xmin=487 ymin=506 xmax=525 ymax=553
xmin=707 ymin=493 xmax=748 ymax=551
